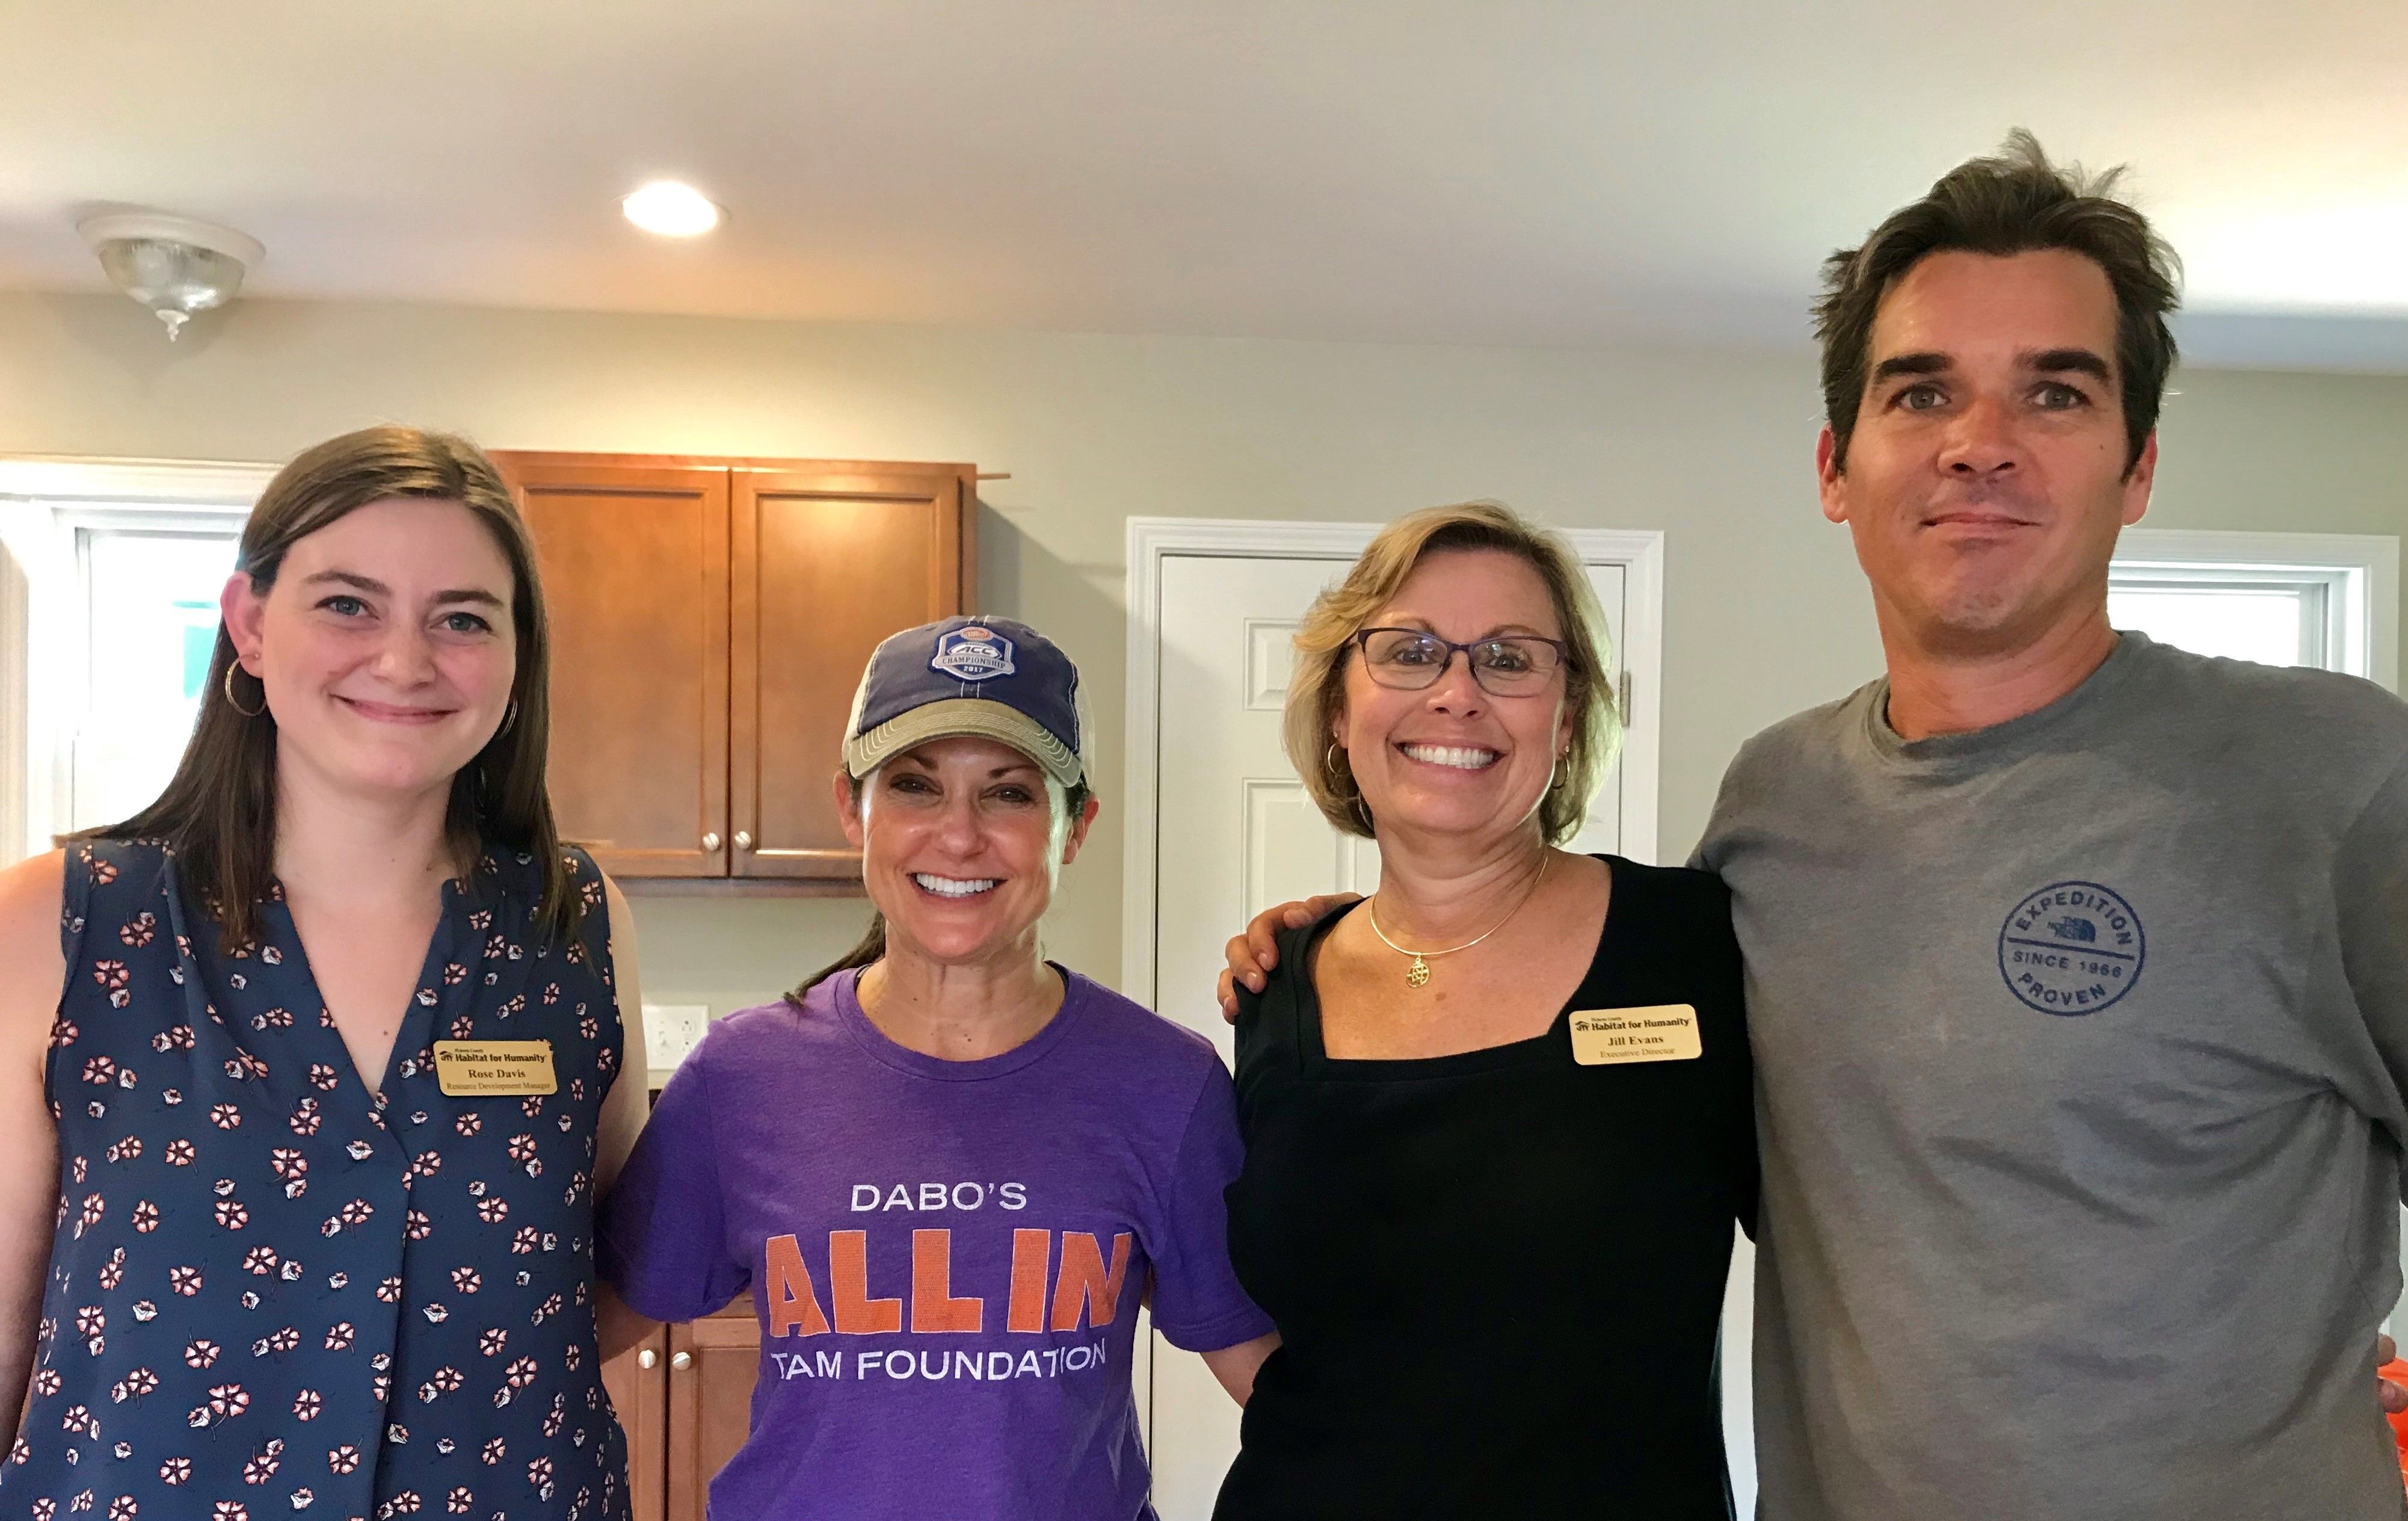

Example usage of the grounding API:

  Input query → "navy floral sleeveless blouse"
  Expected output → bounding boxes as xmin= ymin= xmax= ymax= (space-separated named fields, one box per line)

xmin=5 ymin=838 xmax=630 ymax=1521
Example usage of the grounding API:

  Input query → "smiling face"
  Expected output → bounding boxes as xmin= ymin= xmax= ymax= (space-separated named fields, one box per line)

xmin=1819 ymin=248 xmax=2156 ymax=658
xmin=1335 ymin=547 xmax=1571 ymax=847
xmin=222 ymin=496 xmax=518 ymax=806
xmin=838 ymin=735 xmax=1099 ymax=969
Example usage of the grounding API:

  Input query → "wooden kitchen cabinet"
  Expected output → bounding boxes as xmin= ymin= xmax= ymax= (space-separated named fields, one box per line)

xmin=506 ymin=461 xmax=730 ymax=878
xmin=665 ymin=1309 xmax=763 ymax=1521
xmin=600 ymin=1324 xmax=670 ymax=1519
xmin=731 ymin=467 xmax=971 ymax=880
xmin=601 ymin=1301 xmax=760 ymax=1521
xmin=495 ymin=452 xmax=975 ymax=889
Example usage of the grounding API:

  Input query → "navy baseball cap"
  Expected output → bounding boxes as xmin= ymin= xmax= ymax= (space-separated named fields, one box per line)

xmin=842 ymin=615 xmax=1089 ymax=790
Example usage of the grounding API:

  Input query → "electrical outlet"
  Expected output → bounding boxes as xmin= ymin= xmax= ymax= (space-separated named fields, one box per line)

xmin=642 ymin=1004 xmax=710 ymax=1075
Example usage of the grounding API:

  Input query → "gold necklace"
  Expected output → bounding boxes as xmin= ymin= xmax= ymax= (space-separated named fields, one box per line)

xmin=1365 ymin=855 xmax=1550 ymax=988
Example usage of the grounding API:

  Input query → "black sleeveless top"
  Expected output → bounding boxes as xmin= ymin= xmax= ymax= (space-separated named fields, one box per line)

xmin=6 ymin=839 xmax=630 ymax=1521
xmin=1218 ymin=856 xmax=1757 ymax=1520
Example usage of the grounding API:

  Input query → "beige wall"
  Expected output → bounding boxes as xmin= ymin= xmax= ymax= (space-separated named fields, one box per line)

xmin=3 ymin=290 xmax=2402 ymax=1014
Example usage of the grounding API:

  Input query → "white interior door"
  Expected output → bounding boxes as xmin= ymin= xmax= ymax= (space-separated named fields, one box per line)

xmin=1138 ymin=545 xmax=1631 ymax=1519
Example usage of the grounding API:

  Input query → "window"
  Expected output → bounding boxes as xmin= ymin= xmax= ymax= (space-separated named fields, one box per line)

xmin=2108 ymin=528 xmax=2398 ymax=688
xmin=71 ymin=524 xmax=242 ymax=830
xmin=0 ymin=459 xmax=271 ymax=862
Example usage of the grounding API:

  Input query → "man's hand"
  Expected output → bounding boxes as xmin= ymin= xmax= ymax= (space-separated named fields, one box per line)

xmin=2379 ymin=1333 xmax=2407 ymax=1415
xmin=1216 ymin=894 xmax=1363 ymax=1023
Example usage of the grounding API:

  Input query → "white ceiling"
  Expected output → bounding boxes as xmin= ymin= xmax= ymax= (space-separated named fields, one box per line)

xmin=6 ymin=1 xmax=2407 ymax=368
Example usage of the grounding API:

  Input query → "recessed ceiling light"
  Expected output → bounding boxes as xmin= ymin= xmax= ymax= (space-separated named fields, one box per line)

xmin=621 ymin=181 xmax=721 ymax=237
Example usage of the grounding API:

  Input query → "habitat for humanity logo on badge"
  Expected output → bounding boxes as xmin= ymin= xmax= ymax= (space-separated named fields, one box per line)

xmin=931 ymin=625 xmax=1015 ymax=682
xmin=1997 ymin=881 xmax=2145 ymax=1016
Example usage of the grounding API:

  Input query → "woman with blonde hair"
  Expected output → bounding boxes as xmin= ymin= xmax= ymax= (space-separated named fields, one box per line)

xmin=1213 ymin=503 xmax=1755 ymax=1517
xmin=0 ymin=426 xmax=648 ymax=1521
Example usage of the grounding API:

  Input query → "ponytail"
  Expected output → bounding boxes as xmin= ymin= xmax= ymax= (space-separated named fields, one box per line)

xmin=790 ymin=770 xmax=884 ymax=1004
xmin=788 ymin=912 xmax=887 ymax=1006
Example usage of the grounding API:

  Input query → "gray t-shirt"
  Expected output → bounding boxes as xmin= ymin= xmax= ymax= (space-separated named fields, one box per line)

xmin=1698 ymin=632 xmax=2408 ymax=1520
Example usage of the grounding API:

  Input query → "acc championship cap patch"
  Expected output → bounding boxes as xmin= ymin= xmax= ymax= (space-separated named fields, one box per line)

xmin=929 ymin=625 xmax=1017 ymax=682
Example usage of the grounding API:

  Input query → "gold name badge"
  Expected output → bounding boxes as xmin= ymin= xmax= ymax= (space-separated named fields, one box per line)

xmin=1568 ymin=1005 xmax=1702 ymax=1066
xmin=432 ymin=1040 xmax=558 ymax=1096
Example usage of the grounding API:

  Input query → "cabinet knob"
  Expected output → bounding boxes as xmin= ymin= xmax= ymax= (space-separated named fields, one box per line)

xmin=636 ymin=1349 xmax=657 ymax=1370
xmin=733 ymin=831 xmax=754 ymax=851
xmin=670 ymin=1351 xmax=693 ymax=1371
xmin=701 ymin=833 xmax=722 ymax=853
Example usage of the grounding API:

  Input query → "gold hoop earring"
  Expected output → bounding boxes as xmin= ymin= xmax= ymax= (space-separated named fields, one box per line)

xmin=1329 ymin=741 xmax=1373 ymax=830
xmin=223 ymin=663 xmax=266 ymax=718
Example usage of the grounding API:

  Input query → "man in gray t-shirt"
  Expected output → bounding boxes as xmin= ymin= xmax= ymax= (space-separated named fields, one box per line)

xmin=1701 ymin=633 xmax=2408 ymax=1517
xmin=1695 ymin=134 xmax=2408 ymax=1518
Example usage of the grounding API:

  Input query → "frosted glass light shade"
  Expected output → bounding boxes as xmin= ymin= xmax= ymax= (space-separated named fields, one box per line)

xmin=79 ymin=212 xmax=265 ymax=341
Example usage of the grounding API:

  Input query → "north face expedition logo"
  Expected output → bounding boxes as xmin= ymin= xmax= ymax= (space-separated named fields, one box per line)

xmin=1997 ymin=881 xmax=2146 ymax=1015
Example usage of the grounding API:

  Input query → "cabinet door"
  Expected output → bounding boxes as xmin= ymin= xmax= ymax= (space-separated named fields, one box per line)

xmin=502 ymin=459 xmax=732 ymax=878
xmin=728 ymin=467 xmax=971 ymax=880
xmin=665 ymin=1309 xmax=762 ymax=1521
xmin=600 ymin=1325 xmax=668 ymax=1520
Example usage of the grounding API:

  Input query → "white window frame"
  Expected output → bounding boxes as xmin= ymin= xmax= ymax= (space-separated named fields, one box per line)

xmin=0 ymin=457 xmax=274 ymax=862
xmin=2110 ymin=528 xmax=2398 ymax=691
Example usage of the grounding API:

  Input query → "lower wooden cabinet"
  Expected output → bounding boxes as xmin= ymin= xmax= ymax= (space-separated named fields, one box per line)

xmin=667 ymin=1312 xmax=763 ymax=1518
xmin=600 ymin=1324 xmax=670 ymax=1519
xmin=602 ymin=1302 xmax=760 ymax=1521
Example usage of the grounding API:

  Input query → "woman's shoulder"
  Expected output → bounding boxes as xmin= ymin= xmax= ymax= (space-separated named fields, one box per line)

xmin=0 ymin=849 xmax=69 ymax=1026
xmin=45 ymin=838 xmax=182 ymax=936
xmin=556 ymin=842 xmax=606 ymax=886
xmin=1059 ymin=970 xmax=1224 ymax=1072
xmin=1231 ymin=905 xmax=1355 ymax=1066
xmin=1587 ymin=856 xmax=1747 ymax=1055
xmin=56 ymin=835 xmax=176 ymax=886
xmin=0 ymin=837 xmax=66 ymax=1006
xmin=1597 ymin=854 xmax=1738 ymax=963
xmin=475 ymin=841 xmax=611 ymax=945
xmin=1600 ymin=854 xmax=1730 ymax=912
xmin=698 ymin=995 xmax=830 ymax=1062
xmin=647 ymin=996 xmax=830 ymax=1103
xmin=476 ymin=840 xmax=597 ymax=896
xmin=1262 ymin=898 xmax=1360 ymax=989
xmin=0 ymin=846 xmax=67 ymax=917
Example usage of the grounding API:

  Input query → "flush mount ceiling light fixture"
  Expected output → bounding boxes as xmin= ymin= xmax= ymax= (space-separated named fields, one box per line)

xmin=78 ymin=211 xmax=265 ymax=341
xmin=621 ymin=180 xmax=722 ymax=237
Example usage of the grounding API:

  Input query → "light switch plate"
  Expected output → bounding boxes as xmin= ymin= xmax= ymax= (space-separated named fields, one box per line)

xmin=642 ymin=1004 xmax=710 ymax=1077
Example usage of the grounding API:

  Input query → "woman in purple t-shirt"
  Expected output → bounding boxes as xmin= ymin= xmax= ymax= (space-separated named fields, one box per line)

xmin=600 ymin=616 xmax=1277 ymax=1520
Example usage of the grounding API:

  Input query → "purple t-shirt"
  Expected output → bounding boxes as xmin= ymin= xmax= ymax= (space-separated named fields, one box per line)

xmin=598 ymin=966 xmax=1272 ymax=1520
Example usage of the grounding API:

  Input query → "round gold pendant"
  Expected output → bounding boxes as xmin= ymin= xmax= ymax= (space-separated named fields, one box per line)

xmin=1406 ymin=956 xmax=1430 ymax=989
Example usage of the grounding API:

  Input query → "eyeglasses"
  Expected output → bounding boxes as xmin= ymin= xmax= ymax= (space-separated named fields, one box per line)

xmin=1350 ymin=627 xmax=1570 ymax=696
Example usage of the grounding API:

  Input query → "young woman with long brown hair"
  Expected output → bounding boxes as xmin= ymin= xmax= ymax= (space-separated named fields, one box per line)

xmin=0 ymin=426 xmax=650 ymax=1521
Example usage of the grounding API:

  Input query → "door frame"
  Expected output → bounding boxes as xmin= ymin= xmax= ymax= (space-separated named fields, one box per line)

xmin=1119 ymin=515 xmax=1664 ymax=1014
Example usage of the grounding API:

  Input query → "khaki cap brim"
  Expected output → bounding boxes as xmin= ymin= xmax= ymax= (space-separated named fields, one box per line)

xmin=842 ymin=697 xmax=1083 ymax=789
